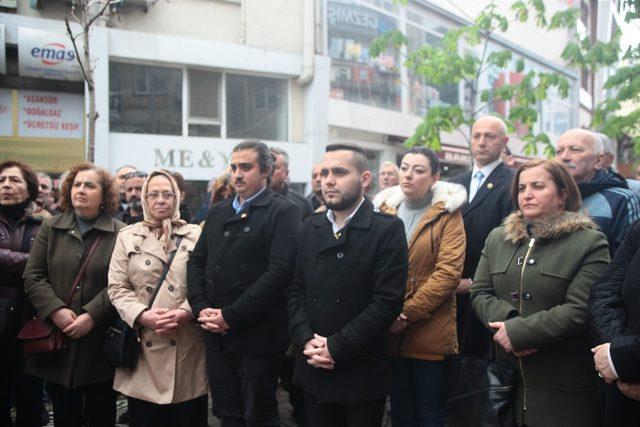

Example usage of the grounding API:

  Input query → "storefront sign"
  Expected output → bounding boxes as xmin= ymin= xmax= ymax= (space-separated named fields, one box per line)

xmin=18 ymin=90 xmax=84 ymax=139
xmin=18 ymin=27 xmax=84 ymax=81
xmin=0 ymin=89 xmax=12 ymax=136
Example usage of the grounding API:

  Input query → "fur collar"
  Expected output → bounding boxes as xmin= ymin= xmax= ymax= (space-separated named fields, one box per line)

xmin=373 ymin=181 xmax=467 ymax=213
xmin=503 ymin=211 xmax=597 ymax=244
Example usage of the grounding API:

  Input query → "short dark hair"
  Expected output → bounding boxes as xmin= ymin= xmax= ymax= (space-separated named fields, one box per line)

xmin=325 ymin=143 xmax=369 ymax=173
xmin=404 ymin=147 xmax=440 ymax=175
xmin=511 ymin=159 xmax=581 ymax=212
xmin=60 ymin=162 xmax=119 ymax=215
xmin=233 ymin=140 xmax=274 ymax=176
xmin=0 ymin=160 xmax=39 ymax=202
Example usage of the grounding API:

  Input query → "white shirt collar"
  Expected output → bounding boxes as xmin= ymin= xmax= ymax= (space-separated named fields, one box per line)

xmin=472 ymin=158 xmax=503 ymax=180
xmin=326 ymin=197 xmax=366 ymax=235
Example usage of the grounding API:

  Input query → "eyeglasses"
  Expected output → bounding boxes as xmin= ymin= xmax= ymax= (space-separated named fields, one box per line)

xmin=146 ymin=192 xmax=176 ymax=201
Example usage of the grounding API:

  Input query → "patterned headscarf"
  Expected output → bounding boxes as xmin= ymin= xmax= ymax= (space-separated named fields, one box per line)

xmin=141 ymin=170 xmax=186 ymax=252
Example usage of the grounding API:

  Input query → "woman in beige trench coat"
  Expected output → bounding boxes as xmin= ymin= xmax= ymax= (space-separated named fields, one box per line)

xmin=108 ymin=170 xmax=207 ymax=427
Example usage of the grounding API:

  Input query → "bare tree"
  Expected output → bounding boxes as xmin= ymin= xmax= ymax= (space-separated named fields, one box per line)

xmin=64 ymin=0 xmax=114 ymax=163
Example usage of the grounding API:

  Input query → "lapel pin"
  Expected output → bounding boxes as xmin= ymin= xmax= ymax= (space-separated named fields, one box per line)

xmin=487 ymin=183 xmax=493 ymax=189
xmin=241 ymin=213 xmax=247 ymax=219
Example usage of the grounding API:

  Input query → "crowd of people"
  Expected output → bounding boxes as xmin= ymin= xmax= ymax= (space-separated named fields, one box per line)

xmin=1 ymin=117 xmax=640 ymax=427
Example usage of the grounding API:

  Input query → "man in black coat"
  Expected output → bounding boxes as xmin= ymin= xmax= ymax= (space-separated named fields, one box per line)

xmin=451 ymin=116 xmax=514 ymax=357
xmin=288 ymin=143 xmax=408 ymax=427
xmin=187 ymin=140 xmax=300 ymax=426
xmin=270 ymin=147 xmax=313 ymax=220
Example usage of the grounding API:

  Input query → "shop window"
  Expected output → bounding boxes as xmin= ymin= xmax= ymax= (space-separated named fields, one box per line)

xmin=327 ymin=0 xmax=401 ymax=111
xmin=188 ymin=69 xmax=221 ymax=137
xmin=406 ymin=25 xmax=459 ymax=116
xmin=226 ymin=74 xmax=287 ymax=141
xmin=110 ymin=62 xmax=182 ymax=135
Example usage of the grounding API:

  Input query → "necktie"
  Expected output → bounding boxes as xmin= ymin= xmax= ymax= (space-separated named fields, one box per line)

xmin=469 ymin=170 xmax=485 ymax=202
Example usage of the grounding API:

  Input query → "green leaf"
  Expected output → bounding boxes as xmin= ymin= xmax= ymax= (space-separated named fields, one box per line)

xmin=511 ymin=0 xmax=528 ymax=22
xmin=515 ymin=58 xmax=525 ymax=72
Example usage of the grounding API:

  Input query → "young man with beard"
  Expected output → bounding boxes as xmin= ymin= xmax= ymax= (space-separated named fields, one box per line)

xmin=288 ymin=143 xmax=408 ymax=426
xmin=188 ymin=140 xmax=299 ymax=426
xmin=115 ymin=171 xmax=147 ymax=225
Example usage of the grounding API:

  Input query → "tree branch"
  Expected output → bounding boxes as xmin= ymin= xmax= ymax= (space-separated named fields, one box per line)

xmin=87 ymin=0 xmax=113 ymax=29
xmin=64 ymin=18 xmax=93 ymax=89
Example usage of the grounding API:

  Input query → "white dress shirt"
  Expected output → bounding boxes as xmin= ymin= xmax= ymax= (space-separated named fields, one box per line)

xmin=326 ymin=197 xmax=366 ymax=235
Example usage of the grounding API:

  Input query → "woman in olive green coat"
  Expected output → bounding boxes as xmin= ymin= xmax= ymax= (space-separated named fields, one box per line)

xmin=471 ymin=159 xmax=610 ymax=427
xmin=23 ymin=163 xmax=124 ymax=427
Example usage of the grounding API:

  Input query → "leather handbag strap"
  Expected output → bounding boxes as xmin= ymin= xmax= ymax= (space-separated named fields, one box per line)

xmin=147 ymin=236 xmax=184 ymax=308
xmin=62 ymin=235 xmax=103 ymax=306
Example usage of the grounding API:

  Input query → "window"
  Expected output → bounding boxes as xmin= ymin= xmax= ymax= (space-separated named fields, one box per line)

xmin=109 ymin=63 xmax=289 ymax=140
xmin=226 ymin=75 xmax=287 ymax=141
xmin=188 ymin=69 xmax=221 ymax=137
xmin=327 ymin=0 xmax=401 ymax=110
xmin=110 ymin=63 xmax=182 ymax=135
xmin=406 ymin=25 xmax=459 ymax=115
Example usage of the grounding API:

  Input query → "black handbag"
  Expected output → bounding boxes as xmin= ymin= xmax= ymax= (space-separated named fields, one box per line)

xmin=444 ymin=351 xmax=517 ymax=427
xmin=103 ymin=236 xmax=183 ymax=369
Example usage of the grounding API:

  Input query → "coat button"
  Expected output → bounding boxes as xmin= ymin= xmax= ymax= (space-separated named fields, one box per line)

xmin=145 ymin=341 xmax=152 ymax=348
xmin=146 ymin=286 xmax=153 ymax=293
xmin=523 ymin=293 xmax=533 ymax=301
xmin=168 ymin=285 xmax=175 ymax=292
xmin=181 ymin=245 xmax=187 ymax=250
xmin=243 ymin=226 xmax=250 ymax=232
xmin=240 ymin=264 xmax=247 ymax=271
xmin=170 ymin=340 xmax=176 ymax=346
xmin=335 ymin=298 xmax=341 ymax=303
xmin=135 ymin=245 xmax=140 ymax=251
xmin=223 ymin=231 xmax=230 ymax=237
xmin=75 ymin=286 xmax=80 ymax=291
xmin=208 ymin=280 xmax=214 ymax=286
xmin=527 ymin=259 xmax=535 ymax=265
xmin=145 ymin=260 xmax=151 ymax=265
xmin=312 ymin=297 xmax=318 ymax=302
xmin=76 ymin=253 xmax=83 ymax=260
xmin=215 ymin=265 xmax=221 ymax=272
xmin=336 ymin=252 xmax=344 ymax=259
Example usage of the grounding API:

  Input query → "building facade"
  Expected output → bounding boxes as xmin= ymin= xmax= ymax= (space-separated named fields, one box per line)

xmin=0 ymin=0 xmax=628 ymax=195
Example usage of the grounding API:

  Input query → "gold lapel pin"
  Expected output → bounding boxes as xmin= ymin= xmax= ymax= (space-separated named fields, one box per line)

xmin=241 ymin=213 xmax=247 ymax=219
xmin=487 ymin=183 xmax=494 ymax=189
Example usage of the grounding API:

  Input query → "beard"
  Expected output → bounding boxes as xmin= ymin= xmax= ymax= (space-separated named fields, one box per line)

xmin=128 ymin=197 xmax=142 ymax=211
xmin=324 ymin=185 xmax=362 ymax=212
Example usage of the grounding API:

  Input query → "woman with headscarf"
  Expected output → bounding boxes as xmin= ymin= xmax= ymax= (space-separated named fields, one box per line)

xmin=107 ymin=170 xmax=207 ymax=427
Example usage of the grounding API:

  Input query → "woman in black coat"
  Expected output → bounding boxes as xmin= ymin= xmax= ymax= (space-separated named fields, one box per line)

xmin=0 ymin=160 xmax=49 ymax=427
xmin=590 ymin=220 xmax=640 ymax=426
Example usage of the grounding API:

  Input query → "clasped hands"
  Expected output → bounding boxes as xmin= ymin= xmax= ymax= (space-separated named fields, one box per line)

xmin=197 ymin=308 xmax=230 ymax=334
xmin=51 ymin=307 xmax=94 ymax=340
xmin=488 ymin=321 xmax=537 ymax=357
xmin=592 ymin=343 xmax=640 ymax=401
xmin=304 ymin=334 xmax=335 ymax=370
xmin=138 ymin=308 xmax=192 ymax=336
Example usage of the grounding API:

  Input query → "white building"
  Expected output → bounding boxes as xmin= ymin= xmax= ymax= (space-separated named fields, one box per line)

xmin=0 ymin=0 xmax=628 ymax=199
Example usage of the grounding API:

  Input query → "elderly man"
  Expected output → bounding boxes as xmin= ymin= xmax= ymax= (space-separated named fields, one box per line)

xmin=114 ymin=165 xmax=137 ymax=211
xmin=556 ymin=128 xmax=640 ymax=255
xmin=451 ymin=115 xmax=514 ymax=356
xmin=270 ymin=147 xmax=313 ymax=219
xmin=36 ymin=172 xmax=57 ymax=214
xmin=378 ymin=161 xmax=399 ymax=191
xmin=306 ymin=163 xmax=324 ymax=212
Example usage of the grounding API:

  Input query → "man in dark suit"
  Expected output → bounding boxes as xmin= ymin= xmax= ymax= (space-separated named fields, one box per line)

xmin=288 ymin=143 xmax=408 ymax=427
xmin=187 ymin=140 xmax=300 ymax=426
xmin=451 ymin=116 xmax=514 ymax=356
